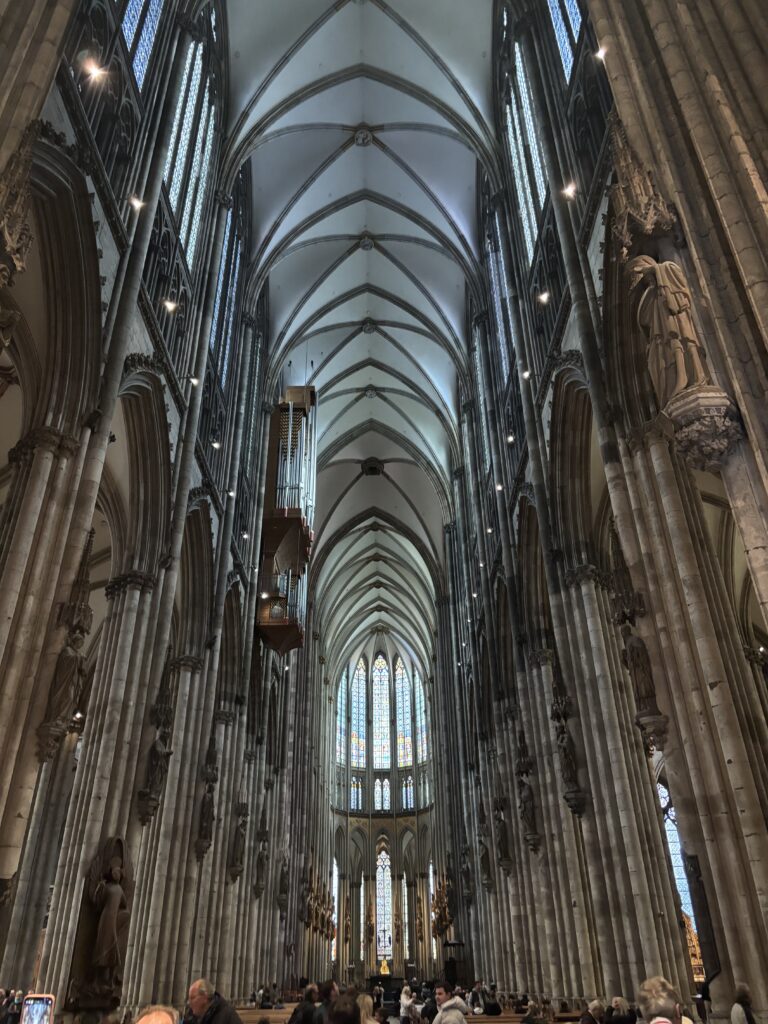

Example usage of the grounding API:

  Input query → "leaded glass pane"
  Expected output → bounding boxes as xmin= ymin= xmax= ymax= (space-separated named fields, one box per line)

xmin=132 ymin=0 xmax=164 ymax=90
xmin=219 ymin=238 xmax=241 ymax=385
xmin=376 ymin=850 xmax=393 ymax=958
xmin=415 ymin=670 xmax=428 ymax=764
xmin=163 ymin=42 xmax=194 ymax=189
xmin=395 ymin=656 xmax=413 ymax=768
xmin=351 ymin=659 xmax=366 ymax=768
xmin=495 ymin=211 xmax=516 ymax=351
xmin=428 ymin=861 xmax=437 ymax=960
xmin=186 ymin=102 xmax=215 ymax=266
xmin=336 ymin=668 xmax=347 ymax=765
xmin=360 ymin=879 xmax=365 ymax=961
xmin=350 ymin=777 xmax=361 ymax=811
xmin=121 ymin=0 xmax=144 ymax=49
xmin=209 ymin=207 xmax=232 ymax=351
xmin=505 ymin=101 xmax=536 ymax=262
xmin=402 ymin=875 xmax=410 ymax=960
xmin=402 ymin=774 xmax=414 ymax=810
xmin=372 ymin=653 xmax=391 ymax=770
xmin=563 ymin=0 xmax=582 ymax=38
xmin=179 ymin=81 xmax=210 ymax=248
xmin=547 ymin=0 xmax=574 ymax=79
xmin=657 ymin=782 xmax=695 ymax=919
xmin=168 ymin=45 xmax=202 ymax=212
xmin=516 ymin=45 xmax=548 ymax=206
xmin=488 ymin=245 xmax=510 ymax=379
xmin=473 ymin=345 xmax=491 ymax=471
xmin=374 ymin=778 xmax=382 ymax=810
xmin=382 ymin=778 xmax=390 ymax=810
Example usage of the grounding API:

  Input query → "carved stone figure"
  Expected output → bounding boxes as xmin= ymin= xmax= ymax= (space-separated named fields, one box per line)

xmin=416 ymin=895 xmax=424 ymax=942
xmin=518 ymin=778 xmax=535 ymax=835
xmin=228 ymin=807 xmax=247 ymax=882
xmin=627 ymin=256 xmax=708 ymax=408
xmin=254 ymin=841 xmax=269 ymax=900
xmin=493 ymin=803 xmax=511 ymax=866
xmin=621 ymin=625 xmax=660 ymax=715
xmin=145 ymin=730 xmax=173 ymax=798
xmin=46 ymin=630 xmax=86 ymax=725
xmin=298 ymin=866 xmax=309 ymax=921
xmin=279 ymin=853 xmax=290 ymax=897
xmin=555 ymin=723 xmax=578 ymax=791
xmin=82 ymin=837 xmax=133 ymax=1004
xmin=460 ymin=844 xmax=473 ymax=900
xmin=366 ymin=898 xmax=374 ymax=944
xmin=608 ymin=517 xmax=644 ymax=625
xmin=478 ymin=836 xmax=493 ymax=890
xmin=344 ymin=894 xmax=351 ymax=944
xmin=196 ymin=783 xmax=215 ymax=859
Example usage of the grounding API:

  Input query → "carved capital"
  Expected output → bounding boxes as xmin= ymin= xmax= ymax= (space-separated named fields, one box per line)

xmin=105 ymin=571 xmax=155 ymax=599
xmin=123 ymin=352 xmax=161 ymax=379
xmin=664 ymin=385 xmax=744 ymax=472
xmin=214 ymin=190 xmax=233 ymax=209
xmin=171 ymin=654 xmax=204 ymax=672
xmin=214 ymin=709 xmax=235 ymax=726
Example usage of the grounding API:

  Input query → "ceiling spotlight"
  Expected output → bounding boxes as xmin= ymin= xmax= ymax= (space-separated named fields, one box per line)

xmin=562 ymin=182 xmax=577 ymax=200
xmin=260 ymin=591 xmax=269 ymax=599
xmin=472 ymin=592 xmax=477 ymax=598
xmin=189 ymin=376 xmax=199 ymax=386
xmin=537 ymin=291 xmax=550 ymax=305
xmin=211 ymin=438 xmax=221 ymax=450
xmin=163 ymin=298 xmax=178 ymax=313
xmin=479 ymin=561 xmax=484 ymax=568
xmin=760 ymin=645 xmax=766 ymax=654
xmin=284 ymin=665 xmax=290 ymax=673
xmin=495 ymin=483 xmax=503 ymax=492
xmin=242 ymin=531 xmax=249 ymax=540
xmin=457 ymin=661 xmax=461 ymax=667
xmin=522 ymin=369 xmax=531 ymax=380
xmin=506 ymin=434 xmax=515 ymax=444
xmin=462 ymin=642 xmax=466 ymax=647
xmin=595 ymin=46 xmax=607 ymax=61
xmin=74 ymin=711 xmax=84 ymax=721
xmin=227 ymin=489 xmax=235 ymax=497
xmin=128 ymin=195 xmax=145 ymax=211
xmin=486 ymin=527 xmax=493 ymax=534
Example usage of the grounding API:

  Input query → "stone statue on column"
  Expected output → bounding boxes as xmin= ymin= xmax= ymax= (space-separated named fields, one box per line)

xmin=460 ymin=844 xmax=474 ymax=904
xmin=621 ymin=625 xmax=669 ymax=753
xmin=478 ymin=835 xmax=493 ymax=891
xmin=228 ymin=802 xmax=248 ymax=883
xmin=277 ymin=852 xmax=290 ymax=920
xmin=366 ymin=897 xmax=375 ymax=945
xmin=416 ymin=894 xmax=424 ymax=943
xmin=254 ymin=840 xmax=269 ymax=900
xmin=493 ymin=800 xmax=513 ymax=876
xmin=138 ymin=728 xmax=173 ymax=824
xmin=37 ymin=629 xmax=86 ymax=761
xmin=195 ymin=783 xmax=216 ymax=860
xmin=344 ymin=894 xmax=351 ymax=945
xmin=627 ymin=255 xmax=709 ymax=409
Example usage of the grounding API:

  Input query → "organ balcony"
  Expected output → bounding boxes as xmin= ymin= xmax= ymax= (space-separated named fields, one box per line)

xmin=256 ymin=386 xmax=316 ymax=653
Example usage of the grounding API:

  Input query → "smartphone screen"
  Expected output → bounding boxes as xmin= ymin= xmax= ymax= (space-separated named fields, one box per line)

xmin=21 ymin=995 xmax=55 ymax=1024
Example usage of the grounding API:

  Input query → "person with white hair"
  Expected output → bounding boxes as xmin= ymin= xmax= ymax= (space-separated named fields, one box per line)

xmin=637 ymin=977 xmax=682 ymax=1024
xmin=187 ymin=979 xmax=243 ymax=1024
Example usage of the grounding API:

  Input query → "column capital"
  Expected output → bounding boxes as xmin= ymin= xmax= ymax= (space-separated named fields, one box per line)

xmin=214 ymin=189 xmax=233 ymax=209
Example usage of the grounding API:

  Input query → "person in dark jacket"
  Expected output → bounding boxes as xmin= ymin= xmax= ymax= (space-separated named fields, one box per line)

xmin=187 ymin=979 xmax=243 ymax=1024
xmin=605 ymin=998 xmax=636 ymax=1024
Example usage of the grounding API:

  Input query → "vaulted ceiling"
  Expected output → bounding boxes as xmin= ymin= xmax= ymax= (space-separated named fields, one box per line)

xmin=221 ymin=0 xmax=499 ymax=678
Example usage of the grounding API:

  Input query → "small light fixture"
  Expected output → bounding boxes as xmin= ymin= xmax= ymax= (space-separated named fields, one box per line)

xmin=189 ymin=376 xmax=199 ymax=386
xmin=462 ymin=642 xmax=466 ymax=647
xmin=522 ymin=369 xmax=532 ymax=380
xmin=84 ymin=60 xmax=106 ymax=81
xmin=537 ymin=290 xmax=550 ymax=305
xmin=284 ymin=665 xmax=290 ymax=673
xmin=595 ymin=46 xmax=607 ymax=61
xmin=562 ymin=181 xmax=577 ymax=200
xmin=506 ymin=433 xmax=515 ymax=444
xmin=760 ymin=646 xmax=766 ymax=654
xmin=479 ymin=561 xmax=484 ymax=568
xmin=457 ymin=661 xmax=461 ymax=667
xmin=128 ymin=195 xmax=145 ymax=211
xmin=227 ymin=489 xmax=235 ymax=497
xmin=74 ymin=711 xmax=84 ymax=721
xmin=260 ymin=591 xmax=269 ymax=599
xmin=163 ymin=298 xmax=178 ymax=314
xmin=242 ymin=531 xmax=249 ymax=540
xmin=495 ymin=483 xmax=503 ymax=492
xmin=472 ymin=592 xmax=477 ymax=598
xmin=211 ymin=438 xmax=221 ymax=450
xmin=486 ymin=526 xmax=493 ymax=534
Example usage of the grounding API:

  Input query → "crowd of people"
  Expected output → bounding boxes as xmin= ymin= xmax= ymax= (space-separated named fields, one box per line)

xmin=0 ymin=975 xmax=760 ymax=1024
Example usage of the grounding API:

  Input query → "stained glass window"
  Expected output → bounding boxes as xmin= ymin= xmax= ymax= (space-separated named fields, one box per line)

xmin=428 ymin=861 xmax=437 ymax=960
xmin=487 ymin=249 xmax=510 ymax=380
xmin=473 ymin=345 xmax=491 ymax=471
xmin=360 ymin=879 xmax=365 ymax=961
xmin=515 ymin=45 xmax=547 ymax=207
xmin=185 ymin=102 xmax=215 ymax=266
xmin=657 ymin=782 xmax=696 ymax=920
xmin=504 ymin=101 xmax=536 ymax=263
xmin=336 ymin=668 xmax=347 ymax=765
xmin=372 ymin=653 xmax=391 ymax=770
xmin=402 ymin=875 xmax=410 ymax=960
xmin=218 ymin=238 xmax=241 ymax=384
xmin=121 ymin=0 xmax=144 ymax=48
xmin=179 ymin=80 xmax=212 ymax=259
xmin=163 ymin=42 xmax=193 ymax=194
xmin=395 ymin=656 xmax=413 ymax=768
xmin=376 ymin=849 xmax=393 ymax=959
xmin=350 ymin=777 xmax=362 ymax=811
xmin=166 ymin=43 xmax=202 ymax=211
xmin=564 ymin=0 xmax=582 ymax=36
xmin=351 ymin=658 xmax=366 ymax=768
xmin=547 ymin=0 xmax=574 ymax=79
xmin=415 ymin=671 xmax=428 ymax=764
xmin=495 ymin=211 xmax=516 ymax=352
xmin=402 ymin=775 xmax=414 ymax=811
xmin=374 ymin=778 xmax=382 ymax=811
xmin=209 ymin=207 xmax=232 ymax=351
xmin=121 ymin=0 xmax=166 ymax=90
xmin=382 ymin=778 xmax=390 ymax=811
xmin=331 ymin=858 xmax=339 ymax=961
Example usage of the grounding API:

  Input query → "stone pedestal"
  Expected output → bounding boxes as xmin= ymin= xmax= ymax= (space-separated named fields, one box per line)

xmin=664 ymin=385 xmax=742 ymax=471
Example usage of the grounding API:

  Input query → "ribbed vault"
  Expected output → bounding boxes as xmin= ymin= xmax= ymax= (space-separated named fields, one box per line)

xmin=223 ymin=0 xmax=497 ymax=677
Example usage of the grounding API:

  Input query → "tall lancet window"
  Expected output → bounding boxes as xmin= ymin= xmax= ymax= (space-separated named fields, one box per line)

xmin=372 ymin=653 xmax=391 ymax=769
xmin=331 ymin=859 xmax=339 ymax=961
xmin=350 ymin=776 xmax=362 ymax=811
xmin=359 ymin=880 xmax=365 ymax=961
xmin=351 ymin=658 xmax=366 ymax=768
xmin=395 ymin=656 xmax=413 ymax=768
xmin=415 ymin=670 xmax=428 ymax=764
xmin=376 ymin=849 xmax=393 ymax=959
xmin=504 ymin=44 xmax=547 ymax=265
xmin=336 ymin=668 xmax=347 ymax=765
xmin=402 ymin=875 xmax=410 ymax=961
xmin=163 ymin=23 xmax=216 ymax=266
xmin=428 ymin=861 xmax=437 ymax=960
xmin=121 ymin=0 xmax=166 ymax=89
xmin=402 ymin=775 xmax=414 ymax=811
xmin=546 ymin=0 xmax=582 ymax=80
xmin=657 ymin=780 xmax=704 ymax=981
xmin=207 ymin=199 xmax=243 ymax=388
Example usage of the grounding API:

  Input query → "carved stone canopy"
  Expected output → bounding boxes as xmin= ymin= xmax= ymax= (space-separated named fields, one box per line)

xmin=664 ymin=384 xmax=743 ymax=472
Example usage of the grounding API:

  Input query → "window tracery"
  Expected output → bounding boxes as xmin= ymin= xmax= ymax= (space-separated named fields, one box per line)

xmin=336 ymin=668 xmax=347 ymax=765
xmin=415 ymin=670 xmax=428 ymax=764
xmin=351 ymin=658 xmax=366 ymax=769
xmin=546 ymin=0 xmax=582 ymax=80
xmin=372 ymin=653 xmax=391 ymax=770
xmin=402 ymin=875 xmax=410 ymax=960
xmin=395 ymin=656 xmax=413 ymax=768
xmin=120 ymin=0 xmax=166 ymax=89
